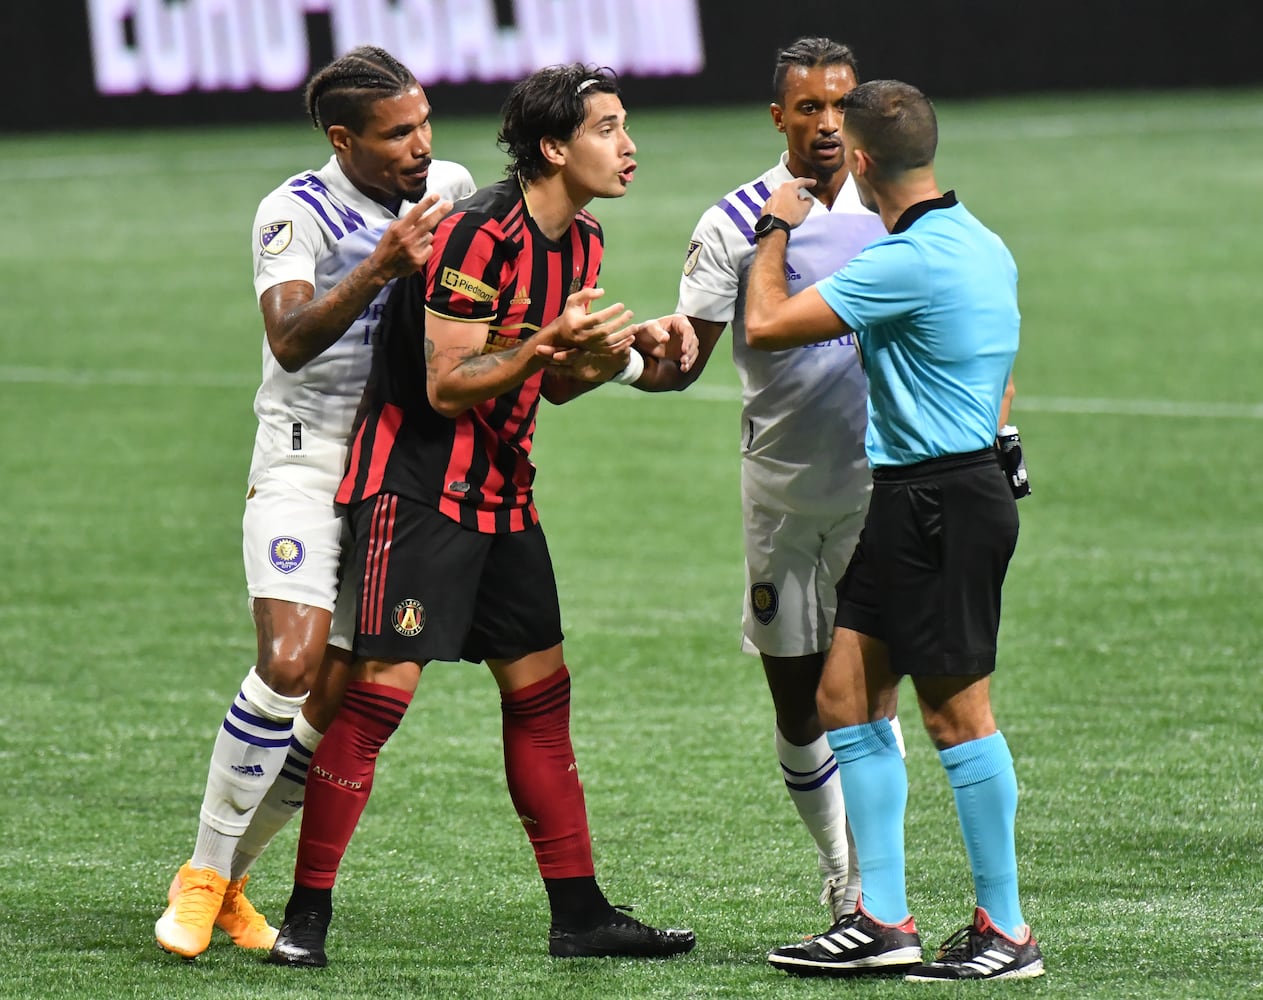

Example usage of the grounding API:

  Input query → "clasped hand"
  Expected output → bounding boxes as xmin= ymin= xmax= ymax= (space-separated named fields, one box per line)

xmin=536 ymin=289 xmax=699 ymax=382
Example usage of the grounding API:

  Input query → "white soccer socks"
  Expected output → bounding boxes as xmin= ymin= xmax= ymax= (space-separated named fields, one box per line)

xmin=190 ymin=667 xmax=306 ymax=877
xmin=230 ymin=709 xmax=325 ymax=879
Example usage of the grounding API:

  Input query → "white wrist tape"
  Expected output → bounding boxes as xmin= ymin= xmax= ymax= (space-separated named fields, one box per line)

xmin=608 ymin=349 xmax=645 ymax=385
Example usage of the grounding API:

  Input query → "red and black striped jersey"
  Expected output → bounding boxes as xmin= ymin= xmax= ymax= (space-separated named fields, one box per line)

xmin=336 ymin=177 xmax=605 ymax=532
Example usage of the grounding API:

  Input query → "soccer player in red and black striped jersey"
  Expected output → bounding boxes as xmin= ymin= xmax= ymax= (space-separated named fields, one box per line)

xmin=268 ymin=64 xmax=699 ymax=968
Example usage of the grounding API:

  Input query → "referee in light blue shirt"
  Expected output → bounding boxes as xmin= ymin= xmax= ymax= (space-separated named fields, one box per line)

xmin=745 ymin=80 xmax=1044 ymax=983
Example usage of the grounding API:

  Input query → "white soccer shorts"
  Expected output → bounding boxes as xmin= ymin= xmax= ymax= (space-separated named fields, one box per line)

xmin=741 ymin=496 xmax=867 ymax=658
xmin=242 ymin=473 xmax=355 ymax=651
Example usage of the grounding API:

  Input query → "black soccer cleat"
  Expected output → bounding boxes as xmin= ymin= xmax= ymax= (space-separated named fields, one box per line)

xmin=904 ymin=907 xmax=1044 ymax=982
xmin=266 ymin=908 xmax=330 ymax=968
xmin=768 ymin=905 xmax=923 ymax=977
xmin=548 ymin=907 xmax=696 ymax=958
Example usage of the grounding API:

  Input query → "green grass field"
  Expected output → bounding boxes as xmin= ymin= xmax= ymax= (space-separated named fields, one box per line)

xmin=2 ymin=88 xmax=1262 ymax=998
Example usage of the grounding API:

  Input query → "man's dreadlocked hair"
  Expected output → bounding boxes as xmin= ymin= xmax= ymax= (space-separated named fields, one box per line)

xmin=304 ymin=45 xmax=417 ymax=134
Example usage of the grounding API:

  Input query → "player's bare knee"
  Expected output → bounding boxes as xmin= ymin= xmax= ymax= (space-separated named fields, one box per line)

xmin=254 ymin=651 xmax=321 ymax=697
xmin=815 ymin=684 xmax=848 ymax=731
xmin=920 ymin=710 xmax=996 ymax=751
xmin=776 ymin=710 xmax=823 ymax=746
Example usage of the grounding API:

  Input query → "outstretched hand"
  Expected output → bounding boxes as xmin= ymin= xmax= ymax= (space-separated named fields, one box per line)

xmin=535 ymin=287 xmax=636 ymax=361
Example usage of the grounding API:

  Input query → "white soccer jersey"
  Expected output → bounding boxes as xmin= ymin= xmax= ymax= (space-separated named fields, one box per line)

xmin=677 ymin=154 xmax=887 ymax=514
xmin=248 ymin=155 xmax=476 ymax=494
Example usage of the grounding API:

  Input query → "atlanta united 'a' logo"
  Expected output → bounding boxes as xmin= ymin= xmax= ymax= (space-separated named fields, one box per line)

xmin=392 ymin=598 xmax=426 ymax=637
xmin=750 ymin=582 xmax=779 ymax=625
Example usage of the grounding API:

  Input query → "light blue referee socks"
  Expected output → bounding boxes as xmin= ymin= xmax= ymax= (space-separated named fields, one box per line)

xmin=939 ymin=731 xmax=1025 ymax=937
xmin=827 ymin=718 xmax=909 ymax=924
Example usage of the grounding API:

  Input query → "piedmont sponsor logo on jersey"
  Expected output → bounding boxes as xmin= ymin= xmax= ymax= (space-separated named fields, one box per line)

xmin=440 ymin=267 xmax=496 ymax=303
xmin=392 ymin=599 xmax=426 ymax=637
xmin=683 ymin=239 xmax=703 ymax=276
xmin=259 ymin=220 xmax=293 ymax=255
xmin=751 ymin=582 xmax=779 ymax=625
xmin=269 ymin=536 xmax=305 ymax=574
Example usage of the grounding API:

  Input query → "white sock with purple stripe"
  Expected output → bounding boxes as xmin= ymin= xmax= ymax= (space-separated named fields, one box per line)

xmin=775 ymin=728 xmax=853 ymax=882
xmin=190 ymin=667 xmax=305 ymax=878
xmin=230 ymin=710 xmax=324 ymax=880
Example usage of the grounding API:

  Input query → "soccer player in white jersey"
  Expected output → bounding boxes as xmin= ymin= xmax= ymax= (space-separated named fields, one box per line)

xmin=670 ymin=37 xmax=907 ymax=923
xmin=155 ymin=46 xmax=475 ymax=959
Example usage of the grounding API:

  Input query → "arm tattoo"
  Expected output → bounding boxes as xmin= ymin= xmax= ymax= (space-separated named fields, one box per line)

xmin=454 ymin=343 xmax=525 ymax=379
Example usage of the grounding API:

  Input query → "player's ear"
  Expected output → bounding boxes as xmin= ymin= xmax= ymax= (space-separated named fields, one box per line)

xmin=770 ymin=104 xmax=785 ymax=133
xmin=540 ymin=135 xmax=566 ymax=169
xmin=327 ymin=124 xmax=352 ymax=154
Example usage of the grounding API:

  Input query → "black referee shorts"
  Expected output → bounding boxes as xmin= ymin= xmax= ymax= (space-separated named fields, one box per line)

xmin=347 ymin=492 xmax=564 ymax=664
xmin=834 ymin=448 xmax=1019 ymax=677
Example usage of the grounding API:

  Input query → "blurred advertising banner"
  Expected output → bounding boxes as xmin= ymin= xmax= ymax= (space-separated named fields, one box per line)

xmin=86 ymin=0 xmax=703 ymax=96
xmin=2 ymin=1 xmax=1255 ymax=131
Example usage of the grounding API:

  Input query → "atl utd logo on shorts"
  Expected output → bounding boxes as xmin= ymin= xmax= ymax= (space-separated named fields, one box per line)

xmin=269 ymin=536 xmax=305 ymax=574
xmin=751 ymin=582 xmax=779 ymax=625
xmin=392 ymin=599 xmax=426 ymax=637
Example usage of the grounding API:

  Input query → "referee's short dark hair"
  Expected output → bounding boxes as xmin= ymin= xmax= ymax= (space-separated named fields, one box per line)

xmin=498 ymin=64 xmax=620 ymax=181
xmin=842 ymin=80 xmax=938 ymax=177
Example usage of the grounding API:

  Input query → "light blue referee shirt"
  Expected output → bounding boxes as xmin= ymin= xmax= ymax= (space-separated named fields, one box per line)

xmin=815 ymin=192 xmax=1019 ymax=467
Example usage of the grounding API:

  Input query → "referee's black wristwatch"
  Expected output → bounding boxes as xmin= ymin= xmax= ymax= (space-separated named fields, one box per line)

xmin=753 ymin=214 xmax=792 ymax=242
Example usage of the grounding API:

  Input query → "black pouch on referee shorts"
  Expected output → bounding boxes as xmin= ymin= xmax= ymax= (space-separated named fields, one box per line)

xmin=996 ymin=425 xmax=1031 ymax=499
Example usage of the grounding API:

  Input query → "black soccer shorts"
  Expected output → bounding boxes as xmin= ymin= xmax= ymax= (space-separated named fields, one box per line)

xmin=834 ymin=448 xmax=1019 ymax=676
xmin=347 ymin=492 xmax=564 ymax=664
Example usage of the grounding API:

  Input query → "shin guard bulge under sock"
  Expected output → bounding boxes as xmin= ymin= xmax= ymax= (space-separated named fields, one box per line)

xmin=501 ymin=666 xmax=595 ymax=880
